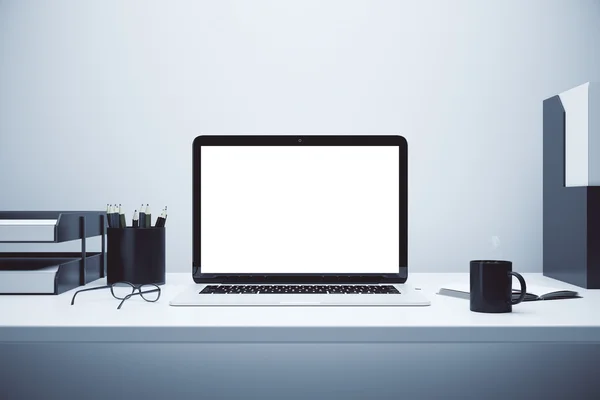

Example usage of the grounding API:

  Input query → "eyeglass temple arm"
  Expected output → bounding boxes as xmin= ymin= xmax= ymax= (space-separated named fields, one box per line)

xmin=117 ymin=288 xmax=161 ymax=310
xmin=71 ymin=285 xmax=111 ymax=305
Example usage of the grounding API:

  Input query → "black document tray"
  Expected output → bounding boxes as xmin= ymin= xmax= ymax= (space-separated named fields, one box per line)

xmin=0 ymin=252 xmax=104 ymax=295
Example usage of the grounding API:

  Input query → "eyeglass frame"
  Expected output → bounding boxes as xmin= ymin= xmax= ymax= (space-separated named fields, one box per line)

xmin=71 ymin=281 xmax=161 ymax=309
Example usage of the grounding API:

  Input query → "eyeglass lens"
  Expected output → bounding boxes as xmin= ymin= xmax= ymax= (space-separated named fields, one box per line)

xmin=139 ymin=284 xmax=160 ymax=302
xmin=110 ymin=282 xmax=135 ymax=299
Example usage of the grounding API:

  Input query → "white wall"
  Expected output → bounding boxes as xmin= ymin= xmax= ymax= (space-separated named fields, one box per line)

xmin=1 ymin=0 xmax=600 ymax=273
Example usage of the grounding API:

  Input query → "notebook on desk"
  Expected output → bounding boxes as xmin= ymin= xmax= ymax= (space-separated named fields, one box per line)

xmin=170 ymin=135 xmax=430 ymax=307
xmin=438 ymin=283 xmax=580 ymax=302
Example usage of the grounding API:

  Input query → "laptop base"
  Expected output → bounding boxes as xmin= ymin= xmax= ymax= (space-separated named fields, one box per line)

xmin=170 ymin=284 xmax=430 ymax=306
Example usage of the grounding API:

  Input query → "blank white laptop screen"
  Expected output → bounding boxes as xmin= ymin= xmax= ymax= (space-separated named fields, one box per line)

xmin=200 ymin=146 xmax=399 ymax=274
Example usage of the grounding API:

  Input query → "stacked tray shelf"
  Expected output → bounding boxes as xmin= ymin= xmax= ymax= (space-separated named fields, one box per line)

xmin=0 ymin=211 xmax=106 ymax=295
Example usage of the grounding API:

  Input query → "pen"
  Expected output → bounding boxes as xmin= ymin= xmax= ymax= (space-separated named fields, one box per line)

xmin=145 ymin=204 xmax=151 ymax=228
xmin=139 ymin=204 xmax=146 ymax=228
xmin=119 ymin=204 xmax=126 ymax=228
xmin=132 ymin=209 xmax=139 ymax=228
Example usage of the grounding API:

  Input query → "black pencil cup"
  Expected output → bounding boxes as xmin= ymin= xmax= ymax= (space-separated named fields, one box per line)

xmin=107 ymin=227 xmax=166 ymax=285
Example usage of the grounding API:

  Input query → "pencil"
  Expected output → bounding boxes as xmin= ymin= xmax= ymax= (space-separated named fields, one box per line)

xmin=112 ymin=204 xmax=119 ymax=229
xmin=156 ymin=206 xmax=168 ymax=227
xmin=139 ymin=204 xmax=146 ymax=228
xmin=119 ymin=204 xmax=126 ymax=228
xmin=106 ymin=204 xmax=111 ymax=227
xmin=145 ymin=204 xmax=151 ymax=228
xmin=132 ymin=209 xmax=139 ymax=228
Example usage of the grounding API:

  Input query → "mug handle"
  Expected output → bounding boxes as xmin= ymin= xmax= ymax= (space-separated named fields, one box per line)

xmin=509 ymin=271 xmax=527 ymax=305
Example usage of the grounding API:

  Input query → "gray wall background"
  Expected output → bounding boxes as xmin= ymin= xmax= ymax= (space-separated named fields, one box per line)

xmin=1 ymin=0 xmax=600 ymax=273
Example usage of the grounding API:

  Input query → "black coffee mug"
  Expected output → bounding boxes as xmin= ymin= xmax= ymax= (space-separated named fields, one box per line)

xmin=470 ymin=260 xmax=526 ymax=313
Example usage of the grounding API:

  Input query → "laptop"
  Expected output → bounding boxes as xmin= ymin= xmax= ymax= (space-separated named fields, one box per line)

xmin=170 ymin=135 xmax=430 ymax=306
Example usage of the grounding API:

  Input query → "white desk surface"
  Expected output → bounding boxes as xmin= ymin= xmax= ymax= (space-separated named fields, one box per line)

xmin=1 ymin=273 xmax=598 ymax=343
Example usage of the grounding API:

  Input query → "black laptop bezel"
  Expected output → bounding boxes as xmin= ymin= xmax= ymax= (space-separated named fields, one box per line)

xmin=192 ymin=135 xmax=408 ymax=284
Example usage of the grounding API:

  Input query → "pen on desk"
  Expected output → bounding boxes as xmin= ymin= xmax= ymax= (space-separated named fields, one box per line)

xmin=119 ymin=204 xmax=126 ymax=228
xmin=139 ymin=204 xmax=146 ymax=228
xmin=132 ymin=209 xmax=139 ymax=228
xmin=145 ymin=204 xmax=152 ymax=228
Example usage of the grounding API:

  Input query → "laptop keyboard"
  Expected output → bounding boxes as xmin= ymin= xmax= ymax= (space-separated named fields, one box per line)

xmin=200 ymin=285 xmax=400 ymax=295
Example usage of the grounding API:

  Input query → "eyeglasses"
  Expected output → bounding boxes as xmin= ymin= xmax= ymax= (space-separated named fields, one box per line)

xmin=71 ymin=282 xmax=161 ymax=309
